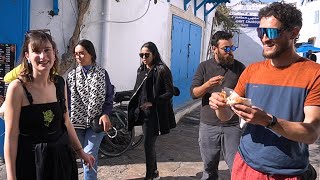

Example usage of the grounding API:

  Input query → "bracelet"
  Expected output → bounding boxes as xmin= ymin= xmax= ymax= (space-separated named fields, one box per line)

xmin=74 ymin=147 xmax=83 ymax=152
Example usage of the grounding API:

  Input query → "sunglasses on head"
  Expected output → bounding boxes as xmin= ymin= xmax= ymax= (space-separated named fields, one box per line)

xmin=139 ymin=53 xmax=150 ymax=58
xmin=256 ymin=28 xmax=282 ymax=40
xmin=221 ymin=46 xmax=237 ymax=53
xmin=25 ymin=29 xmax=52 ymax=37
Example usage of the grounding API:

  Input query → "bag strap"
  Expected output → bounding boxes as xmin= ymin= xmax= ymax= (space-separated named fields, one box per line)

xmin=18 ymin=78 xmax=33 ymax=105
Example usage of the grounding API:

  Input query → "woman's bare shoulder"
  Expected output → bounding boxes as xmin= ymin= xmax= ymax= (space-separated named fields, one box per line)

xmin=7 ymin=79 xmax=24 ymax=94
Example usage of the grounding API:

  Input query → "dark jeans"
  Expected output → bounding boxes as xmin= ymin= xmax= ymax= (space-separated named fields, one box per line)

xmin=143 ymin=118 xmax=158 ymax=178
xmin=199 ymin=122 xmax=242 ymax=180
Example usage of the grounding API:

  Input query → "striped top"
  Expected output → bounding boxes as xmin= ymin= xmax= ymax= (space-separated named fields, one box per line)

xmin=234 ymin=58 xmax=320 ymax=175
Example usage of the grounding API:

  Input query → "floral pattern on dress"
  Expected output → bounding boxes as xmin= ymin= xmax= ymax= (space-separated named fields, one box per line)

xmin=43 ymin=110 xmax=54 ymax=127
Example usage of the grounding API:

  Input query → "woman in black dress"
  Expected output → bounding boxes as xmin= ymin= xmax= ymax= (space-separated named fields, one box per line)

xmin=4 ymin=30 xmax=94 ymax=180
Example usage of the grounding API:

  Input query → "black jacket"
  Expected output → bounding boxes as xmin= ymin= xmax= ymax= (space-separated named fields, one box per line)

xmin=128 ymin=61 xmax=176 ymax=135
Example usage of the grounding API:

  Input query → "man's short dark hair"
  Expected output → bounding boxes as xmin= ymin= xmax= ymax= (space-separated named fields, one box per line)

xmin=210 ymin=31 xmax=233 ymax=47
xmin=258 ymin=2 xmax=302 ymax=31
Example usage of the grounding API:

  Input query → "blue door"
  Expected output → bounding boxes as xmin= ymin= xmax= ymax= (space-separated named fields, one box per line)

xmin=171 ymin=15 xmax=202 ymax=108
xmin=0 ymin=0 xmax=30 ymax=158
xmin=0 ymin=0 xmax=30 ymax=62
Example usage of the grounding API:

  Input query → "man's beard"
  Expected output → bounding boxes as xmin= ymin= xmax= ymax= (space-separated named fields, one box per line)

xmin=263 ymin=41 xmax=290 ymax=59
xmin=217 ymin=51 xmax=234 ymax=65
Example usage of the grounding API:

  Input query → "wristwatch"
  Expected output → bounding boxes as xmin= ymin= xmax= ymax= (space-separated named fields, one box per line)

xmin=267 ymin=115 xmax=277 ymax=129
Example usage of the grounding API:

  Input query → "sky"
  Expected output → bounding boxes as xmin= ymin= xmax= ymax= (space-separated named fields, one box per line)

xmin=228 ymin=0 xmax=280 ymax=6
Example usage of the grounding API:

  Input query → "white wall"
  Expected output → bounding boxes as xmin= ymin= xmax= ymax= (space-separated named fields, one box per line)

xmin=234 ymin=28 xmax=264 ymax=66
xmin=297 ymin=1 xmax=320 ymax=44
xmin=227 ymin=2 xmax=267 ymax=66
xmin=296 ymin=0 xmax=320 ymax=62
xmin=30 ymin=0 xmax=77 ymax=59
xmin=29 ymin=0 xmax=214 ymax=91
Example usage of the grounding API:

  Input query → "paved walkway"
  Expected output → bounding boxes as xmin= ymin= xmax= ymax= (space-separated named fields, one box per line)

xmin=80 ymin=105 xmax=230 ymax=180
xmin=80 ymin=104 xmax=320 ymax=180
xmin=0 ymin=104 xmax=319 ymax=180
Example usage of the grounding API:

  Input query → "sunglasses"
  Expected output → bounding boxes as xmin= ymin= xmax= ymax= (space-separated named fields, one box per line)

xmin=25 ymin=29 xmax=52 ymax=37
xmin=256 ymin=28 xmax=282 ymax=40
xmin=139 ymin=53 xmax=151 ymax=58
xmin=74 ymin=51 xmax=86 ymax=58
xmin=220 ymin=46 xmax=237 ymax=53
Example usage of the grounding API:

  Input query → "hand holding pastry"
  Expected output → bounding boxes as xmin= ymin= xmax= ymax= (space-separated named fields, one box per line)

xmin=206 ymin=75 xmax=224 ymax=88
xmin=226 ymin=96 xmax=252 ymax=106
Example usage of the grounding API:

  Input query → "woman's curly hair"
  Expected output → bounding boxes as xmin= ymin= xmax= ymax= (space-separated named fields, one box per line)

xmin=258 ymin=2 xmax=302 ymax=31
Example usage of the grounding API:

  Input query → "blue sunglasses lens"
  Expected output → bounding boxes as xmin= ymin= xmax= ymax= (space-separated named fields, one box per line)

xmin=224 ymin=46 xmax=237 ymax=53
xmin=257 ymin=28 xmax=281 ymax=40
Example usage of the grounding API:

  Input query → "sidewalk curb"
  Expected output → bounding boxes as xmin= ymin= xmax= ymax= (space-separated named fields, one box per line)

xmin=174 ymin=100 xmax=201 ymax=124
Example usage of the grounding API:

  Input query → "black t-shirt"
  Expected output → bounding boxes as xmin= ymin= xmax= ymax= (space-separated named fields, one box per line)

xmin=190 ymin=58 xmax=246 ymax=126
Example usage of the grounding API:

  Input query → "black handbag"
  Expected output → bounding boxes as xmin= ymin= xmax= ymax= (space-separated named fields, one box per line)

xmin=90 ymin=115 xmax=118 ymax=138
xmin=90 ymin=115 xmax=104 ymax=133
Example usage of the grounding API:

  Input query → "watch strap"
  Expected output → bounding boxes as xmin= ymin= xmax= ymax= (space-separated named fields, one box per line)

xmin=267 ymin=115 xmax=277 ymax=129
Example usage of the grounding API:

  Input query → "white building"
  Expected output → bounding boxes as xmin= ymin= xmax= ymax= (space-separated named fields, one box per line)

xmin=227 ymin=1 xmax=268 ymax=65
xmin=0 ymin=0 xmax=229 ymax=108
xmin=228 ymin=0 xmax=320 ymax=64
xmin=294 ymin=0 xmax=320 ymax=62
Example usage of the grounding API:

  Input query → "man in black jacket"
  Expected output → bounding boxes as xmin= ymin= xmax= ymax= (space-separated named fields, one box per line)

xmin=190 ymin=31 xmax=245 ymax=180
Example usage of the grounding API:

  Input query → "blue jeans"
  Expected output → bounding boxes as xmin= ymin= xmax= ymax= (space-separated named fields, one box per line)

xmin=199 ymin=122 xmax=242 ymax=180
xmin=76 ymin=128 xmax=105 ymax=180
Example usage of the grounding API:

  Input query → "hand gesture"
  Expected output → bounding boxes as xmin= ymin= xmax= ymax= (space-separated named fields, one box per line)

xmin=140 ymin=102 xmax=152 ymax=110
xmin=206 ymin=75 xmax=224 ymax=88
xmin=231 ymin=104 xmax=271 ymax=127
xmin=209 ymin=92 xmax=227 ymax=110
xmin=99 ymin=115 xmax=113 ymax=131
xmin=78 ymin=150 xmax=95 ymax=169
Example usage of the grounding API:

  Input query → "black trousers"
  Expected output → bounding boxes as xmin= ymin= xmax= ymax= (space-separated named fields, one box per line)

xmin=142 ymin=117 xmax=158 ymax=178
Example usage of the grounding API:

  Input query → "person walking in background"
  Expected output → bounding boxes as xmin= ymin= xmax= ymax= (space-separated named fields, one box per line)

xmin=67 ymin=39 xmax=114 ymax=180
xmin=190 ymin=31 xmax=246 ymax=179
xmin=209 ymin=2 xmax=319 ymax=180
xmin=128 ymin=41 xmax=176 ymax=180
xmin=4 ymin=30 xmax=94 ymax=180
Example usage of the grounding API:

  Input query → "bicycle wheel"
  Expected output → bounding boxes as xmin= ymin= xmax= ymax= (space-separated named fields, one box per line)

xmin=99 ymin=108 xmax=134 ymax=157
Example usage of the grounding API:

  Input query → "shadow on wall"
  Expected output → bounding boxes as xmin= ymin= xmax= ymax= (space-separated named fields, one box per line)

xmin=233 ymin=28 xmax=264 ymax=66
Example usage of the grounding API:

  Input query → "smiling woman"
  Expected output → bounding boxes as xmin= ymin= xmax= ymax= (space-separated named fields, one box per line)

xmin=4 ymin=30 xmax=95 ymax=180
xmin=67 ymin=39 xmax=115 ymax=180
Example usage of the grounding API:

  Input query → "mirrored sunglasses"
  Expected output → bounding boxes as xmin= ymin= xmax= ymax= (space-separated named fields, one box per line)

xmin=222 ymin=46 xmax=237 ymax=53
xmin=139 ymin=53 xmax=150 ymax=58
xmin=256 ymin=28 xmax=281 ymax=40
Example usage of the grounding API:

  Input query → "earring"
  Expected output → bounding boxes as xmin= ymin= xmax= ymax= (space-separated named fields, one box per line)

xmin=27 ymin=58 xmax=31 ymax=63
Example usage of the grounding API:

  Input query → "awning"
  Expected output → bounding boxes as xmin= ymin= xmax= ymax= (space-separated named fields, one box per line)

xmin=296 ymin=43 xmax=320 ymax=53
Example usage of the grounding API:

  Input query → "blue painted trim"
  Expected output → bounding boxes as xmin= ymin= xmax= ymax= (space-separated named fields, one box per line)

xmin=195 ymin=0 xmax=210 ymax=15
xmin=205 ymin=2 xmax=220 ymax=17
xmin=53 ymin=0 xmax=59 ymax=15
xmin=203 ymin=0 xmax=230 ymax=22
xmin=184 ymin=0 xmax=191 ymax=10
xmin=204 ymin=3 xmax=206 ymax=21
xmin=194 ymin=0 xmax=196 ymax=15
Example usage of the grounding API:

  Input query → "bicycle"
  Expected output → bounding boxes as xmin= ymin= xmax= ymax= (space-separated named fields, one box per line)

xmin=99 ymin=86 xmax=180 ymax=157
xmin=99 ymin=90 xmax=144 ymax=157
